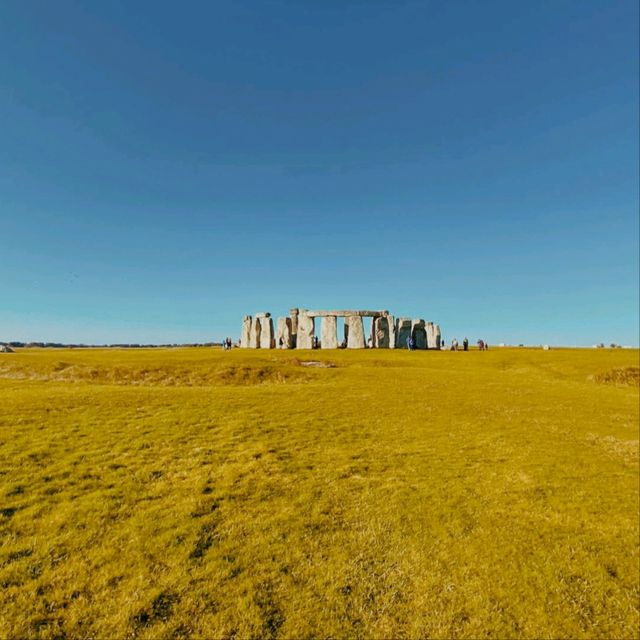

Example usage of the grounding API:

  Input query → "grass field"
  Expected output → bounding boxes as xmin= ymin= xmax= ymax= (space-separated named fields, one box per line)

xmin=0 ymin=346 xmax=638 ymax=639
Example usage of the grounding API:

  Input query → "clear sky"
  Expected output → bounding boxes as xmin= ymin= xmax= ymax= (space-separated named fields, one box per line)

xmin=1 ymin=0 xmax=638 ymax=346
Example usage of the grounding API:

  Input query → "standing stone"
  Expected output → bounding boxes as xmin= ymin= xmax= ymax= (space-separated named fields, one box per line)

xmin=412 ymin=319 xmax=427 ymax=349
xmin=321 ymin=316 xmax=338 ymax=349
xmin=249 ymin=317 xmax=262 ymax=348
xmin=289 ymin=308 xmax=299 ymax=348
xmin=373 ymin=316 xmax=391 ymax=348
xmin=387 ymin=314 xmax=396 ymax=349
xmin=434 ymin=324 xmax=442 ymax=349
xmin=346 ymin=316 xmax=366 ymax=349
xmin=296 ymin=313 xmax=315 ymax=349
xmin=396 ymin=318 xmax=412 ymax=349
xmin=426 ymin=322 xmax=439 ymax=349
xmin=276 ymin=317 xmax=292 ymax=348
xmin=260 ymin=316 xmax=275 ymax=349
xmin=240 ymin=315 xmax=252 ymax=348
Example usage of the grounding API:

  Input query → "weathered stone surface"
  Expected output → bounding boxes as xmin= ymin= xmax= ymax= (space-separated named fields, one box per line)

xmin=346 ymin=316 xmax=366 ymax=349
xmin=276 ymin=317 xmax=292 ymax=348
xmin=396 ymin=318 xmax=412 ymax=349
xmin=373 ymin=316 xmax=391 ymax=348
xmin=249 ymin=317 xmax=261 ymax=349
xmin=296 ymin=314 xmax=315 ymax=349
xmin=321 ymin=316 xmax=338 ymax=349
xmin=434 ymin=324 xmax=442 ymax=349
xmin=388 ymin=314 xmax=396 ymax=349
xmin=412 ymin=319 xmax=427 ymax=349
xmin=240 ymin=315 xmax=252 ymax=348
xmin=0 ymin=344 xmax=14 ymax=353
xmin=426 ymin=322 xmax=440 ymax=349
xmin=289 ymin=309 xmax=299 ymax=348
xmin=305 ymin=310 xmax=388 ymax=318
xmin=260 ymin=316 xmax=275 ymax=349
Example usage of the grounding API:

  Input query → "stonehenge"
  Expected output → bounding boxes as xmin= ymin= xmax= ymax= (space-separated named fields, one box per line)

xmin=240 ymin=308 xmax=441 ymax=350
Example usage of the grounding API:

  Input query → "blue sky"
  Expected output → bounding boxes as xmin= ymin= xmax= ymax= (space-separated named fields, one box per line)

xmin=1 ymin=0 xmax=638 ymax=345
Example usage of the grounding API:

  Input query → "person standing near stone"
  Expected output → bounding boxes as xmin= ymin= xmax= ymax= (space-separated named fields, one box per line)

xmin=463 ymin=337 xmax=469 ymax=351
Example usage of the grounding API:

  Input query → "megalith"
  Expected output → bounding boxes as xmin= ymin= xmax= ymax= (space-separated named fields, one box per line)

xmin=260 ymin=316 xmax=275 ymax=349
xmin=373 ymin=316 xmax=391 ymax=348
xmin=276 ymin=317 xmax=292 ymax=348
xmin=346 ymin=316 xmax=366 ymax=349
xmin=412 ymin=319 xmax=427 ymax=349
xmin=289 ymin=308 xmax=299 ymax=348
xmin=249 ymin=317 xmax=262 ymax=348
xmin=296 ymin=313 xmax=315 ymax=349
xmin=240 ymin=315 xmax=252 ymax=348
xmin=426 ymin=322 xmax=439 ymax=349
xmin=396 ymin=318 xmax=412 ymax=348
xmin=321 ymin=316 xmax=338 ymax=349
xmin=434 ymin=324 xmax=442 ymax=349
xmin=387 ymin=314 xmax=396 ymax=349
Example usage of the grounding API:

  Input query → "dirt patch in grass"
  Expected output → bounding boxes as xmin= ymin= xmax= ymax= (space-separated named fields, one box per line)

xmin=590 ymin=367 xmax=639 ymax=387
xmin=294 ymin=360 xmax=336 ymax=368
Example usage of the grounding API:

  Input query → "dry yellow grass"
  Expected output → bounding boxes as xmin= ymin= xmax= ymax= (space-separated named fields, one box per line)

xmin=0 ymin=347 xmax=638 ymax=639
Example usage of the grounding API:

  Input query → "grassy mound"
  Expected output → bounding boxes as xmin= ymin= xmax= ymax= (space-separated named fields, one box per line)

xmin=0 ymin=351 xmax=325 ymax=387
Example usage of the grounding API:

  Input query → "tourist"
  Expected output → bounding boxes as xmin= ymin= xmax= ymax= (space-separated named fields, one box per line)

xmin=477 ymin=339 xmax=484 ymax=351
xmin=463 ymin=337 xmax=469 ymax=351
xmin=451 ymin=338 xmax=458 ymax=351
